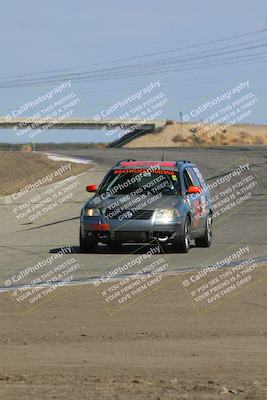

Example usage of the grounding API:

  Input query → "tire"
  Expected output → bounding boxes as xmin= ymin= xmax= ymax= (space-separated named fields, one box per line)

xmin=79 ymin=229 xmax=97 ymax=253
xmin=172 ymin=216 xmax=191 ymax=253
xmin=195 ymin=214 xmax=212 ymax=247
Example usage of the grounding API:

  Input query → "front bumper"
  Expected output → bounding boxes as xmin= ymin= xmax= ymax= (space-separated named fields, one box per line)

xmin=80 ymin=216 xmax=184 ymax=243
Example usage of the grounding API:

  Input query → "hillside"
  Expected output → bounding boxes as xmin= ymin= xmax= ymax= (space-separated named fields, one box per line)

xmin=116 ymin=122 xmax=267 ymax=148
xmin=0 ymin=151 xmax=92 ymax=196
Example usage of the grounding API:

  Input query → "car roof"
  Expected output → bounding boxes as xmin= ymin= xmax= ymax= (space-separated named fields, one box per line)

xmin=113 ymin=160 xmax=195 ymax=171
xmin=120 ymin=161 xmax=176 ymax=167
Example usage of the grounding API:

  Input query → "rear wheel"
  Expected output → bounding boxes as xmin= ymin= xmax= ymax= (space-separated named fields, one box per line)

xmin=79 ymin=229 xmax=98 ymax=253
xmin=172 ymin=216 xmax=191 ymax=253
xmin=195 ymin=214 xmax=212 ymax=247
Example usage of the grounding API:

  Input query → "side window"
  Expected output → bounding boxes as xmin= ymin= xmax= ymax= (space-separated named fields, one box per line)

xmin=183 ymin=169 xmax=194 ymax=190
xmin=193 ymin=167 xmax=209 ymax=192
xmin=193 ymin=167 xmax=205 ymax=187
xmin=187 ymin=167 xmax=201 ymax=187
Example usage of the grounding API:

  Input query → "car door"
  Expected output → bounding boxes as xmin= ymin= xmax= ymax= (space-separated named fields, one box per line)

xmin=192 ymin=166 xmax=212 ymax=212
xmin=183 ymin=168 xmax=205 ymax=233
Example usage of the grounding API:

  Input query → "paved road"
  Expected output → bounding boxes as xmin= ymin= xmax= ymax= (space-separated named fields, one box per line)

xmin=0 ymin=146 xmax=266 ymax=291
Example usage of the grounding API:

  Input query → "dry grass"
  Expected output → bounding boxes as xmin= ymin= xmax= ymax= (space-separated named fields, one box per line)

xmin=0 ymin=151 xmax=92 ymax=196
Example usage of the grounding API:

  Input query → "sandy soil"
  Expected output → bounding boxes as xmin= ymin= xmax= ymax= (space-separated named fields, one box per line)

xmin=123 ymin=123 xmax=267 ymax=148
xmin=0 ymin=151 xmax=92 ymax=196
xmin=0 ymin=273 xmax=267 ymax=400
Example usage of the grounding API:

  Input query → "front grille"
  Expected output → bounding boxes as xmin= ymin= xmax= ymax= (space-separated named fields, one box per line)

xmin=133 ymin=210 xmax=154 ymax=219
xmin=104 ymin=209 xmax=154 ymax=220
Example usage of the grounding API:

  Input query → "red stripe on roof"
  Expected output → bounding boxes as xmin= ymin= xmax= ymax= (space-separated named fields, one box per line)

xmin=120 ymin=161 xmax=176 ymax=167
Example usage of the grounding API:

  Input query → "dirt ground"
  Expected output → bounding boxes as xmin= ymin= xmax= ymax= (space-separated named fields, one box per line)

xmin=0 ymin=151 xmax=92 ymax=196
xmin=0 ymin=274 xmax=267 ymax=400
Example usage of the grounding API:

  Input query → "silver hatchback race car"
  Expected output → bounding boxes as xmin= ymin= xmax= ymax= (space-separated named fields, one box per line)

xmin=80 ymin=160 xmax=212 ymax=253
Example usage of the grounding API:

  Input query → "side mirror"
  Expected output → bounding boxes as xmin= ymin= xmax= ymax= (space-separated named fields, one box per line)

xmin=187 ymin=185 xmax=202 ymax=194
xmin=86 ymin=184 xmax=97 ymax=192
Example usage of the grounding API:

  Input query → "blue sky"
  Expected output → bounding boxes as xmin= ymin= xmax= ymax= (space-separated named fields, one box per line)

xmin=0 ymin=0 xmax=266 ymax=143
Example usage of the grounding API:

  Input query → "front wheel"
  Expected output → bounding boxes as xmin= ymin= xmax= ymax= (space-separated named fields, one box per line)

xmin=79 ymin=229 xmax=98 ymax=253
xmin=195 ymin=214 xmax=212 ymax=247
xmin=172 ymin=216 xmax=191 ymax=253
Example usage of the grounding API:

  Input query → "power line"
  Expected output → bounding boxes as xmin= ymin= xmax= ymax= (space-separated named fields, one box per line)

xmin=0 ymin=29 xmax=263 ymax=82
xmin=0 ymin=31 xmax=266 ymax=89
xmin=1 ymin=42 xmax=266 ymax=88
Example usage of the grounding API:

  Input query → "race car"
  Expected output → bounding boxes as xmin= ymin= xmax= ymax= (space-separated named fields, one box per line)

xmin=80 ymin=160 xmax=213 ymax=253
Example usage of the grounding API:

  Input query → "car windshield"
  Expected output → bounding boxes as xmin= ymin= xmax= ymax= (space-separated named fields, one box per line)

xmin=98 ymin=169 xmax=181 ymax=195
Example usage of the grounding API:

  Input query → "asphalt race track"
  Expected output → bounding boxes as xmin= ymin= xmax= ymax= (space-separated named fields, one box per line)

xmin=0 ymin=146 xmax=266 ymax=291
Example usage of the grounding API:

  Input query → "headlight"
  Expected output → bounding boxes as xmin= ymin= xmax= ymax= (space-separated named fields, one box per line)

xmin=154 ymin=208 xmax=180 ymax=222
xmin=82 ymin=208 xmax=101 ymax=216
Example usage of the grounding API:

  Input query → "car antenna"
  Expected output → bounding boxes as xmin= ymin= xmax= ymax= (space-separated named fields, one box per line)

xmin=161 ymin=130 xmax=167 ymax=161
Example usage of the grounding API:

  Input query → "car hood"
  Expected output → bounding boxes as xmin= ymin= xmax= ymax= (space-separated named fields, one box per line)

xmin=84 ymin=194 xmax=183 ymax=211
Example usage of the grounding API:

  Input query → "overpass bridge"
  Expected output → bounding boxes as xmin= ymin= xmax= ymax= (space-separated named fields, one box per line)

xmin=0 ymin=117 xmax=169 ymax=147
xmin=0 ymin=117 xmax=167 ymax=130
